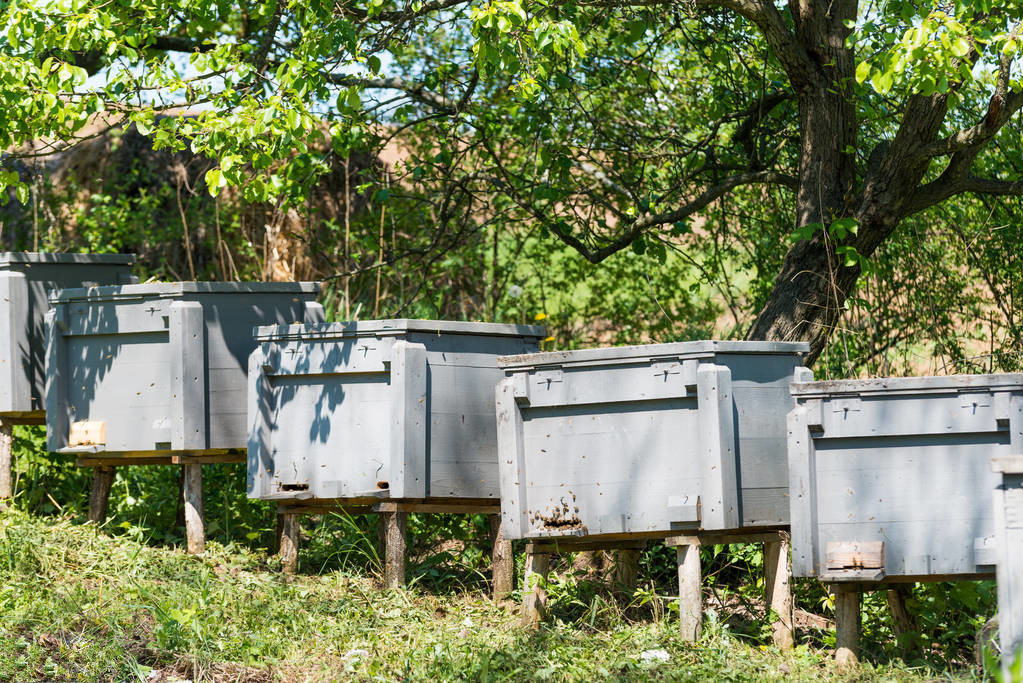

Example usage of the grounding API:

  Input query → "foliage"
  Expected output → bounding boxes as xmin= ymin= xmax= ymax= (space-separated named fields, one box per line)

xmin=0 ymin=509 xmax=982 ymax=682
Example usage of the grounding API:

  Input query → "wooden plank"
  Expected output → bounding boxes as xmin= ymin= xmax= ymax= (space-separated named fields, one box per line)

xmin=677 ymin=543 xmax=702 ymax=641
xmin=170 ymin=301 xmax=207 ymax=451
xmin=833 ymin=585 xmax=861 ymax=666
xmin=44 ymin=306 xmax=69 ymax=452
xmin=88 ymin=466 xmax=114 ymax=523
xmin=183 ymin=463 xmax=205 ymax=555
xmin=526 ymin=539 xmax=647 ymax=554
xmin=373 ymin=501 xmax=500 ymax=514
xmin=388 ymin=341 xmax=427 ymax=499
xmin=489 ymin=514 xmax=513 ymax=602
xmin=764 ymin=535 xmax=794 ymax=650
xmin=69 ymin=421 xmax=106 ymax=447
xmin=696 ymin=363 xmax=739 ymax=530
xmin=170 ymin=453 xmax=245 ymax=465
xmin=382 ymin=510 xmax=407 ymax=589
xmin=665 ymin=531 xmax=785 ymax=547
xmin=497 ymin=376 xmax=530 ymax=539
xmin=826 ymin=541 xmax=885 ymax=570
xmin=786 ymin=401 xmax=818 ymax=578
xmin=886 ymin=585 xmax=919 ymax=657
xmin=614 ymin=548 xmax=641 ymax=597
xmin=0 ymin=419 xmax=11 ymax=499
xmin=76 ymin=450 xmax=244 ymax=467
xmin=521 ymin=547 xmax=550 ymax=628
xmin=78 ymin=456 xmax=173 ymax=467
xmin=278 ymin=511 xmax=299 ymax=574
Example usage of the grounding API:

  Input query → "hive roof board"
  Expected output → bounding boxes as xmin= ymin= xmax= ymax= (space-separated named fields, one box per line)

xmin=499 ymin=340 xmax=809 ymax=369
xmin=0 ymin=252 xmax=136 ymax=266
xmin=49 ymin=281 xmax=320 ymax=303
xmin=791 ymin=373 xmax=1023 ymax=397
xmin=254 ymin=319 xmax=548 ymax=341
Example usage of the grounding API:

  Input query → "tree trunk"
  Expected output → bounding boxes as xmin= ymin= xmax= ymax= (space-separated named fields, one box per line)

xmin=747 ymin=1 xmax=858 ymax=361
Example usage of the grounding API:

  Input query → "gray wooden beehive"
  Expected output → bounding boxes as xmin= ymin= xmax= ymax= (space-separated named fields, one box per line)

xmin=992 ymin=456 xmax=1023 ymax=673
xmin=0 ymin=252 xmax=136 ymax=420
xmin=247 ymin=320 xmax=546 ymax=502
xmin=496 ymin=341 xmax=809 ymax=541
xmin=45 ymin=282 xmax=323 ymax=455
xmin=788 ymin=374 xmax=1023 ymax=582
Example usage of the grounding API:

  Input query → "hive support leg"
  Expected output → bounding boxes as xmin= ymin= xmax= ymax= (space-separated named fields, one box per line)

xmin=489 ymin=514 xmax=514 ymax=602
xmin=572 ymin=550 xmax=601 ymax=577
xmin=522 ymin=546 xmax=551 ymax=628
xmin=278 ymin=510 xmax=300 ymax=574
xmin=182 ymin=464 xmax=205 ymax=555
xmin=834 ymin=584 xmax=862 ymax=666
xmin=614 ymin=548 xmax=641 ymax=599
xmin=764 ymin=535 xmax=795 ymax=650
xmin=382 ymin=510 xmax=407 ymax=589
xmin=886 ymin=584 xmax=919 ymax=656
xmin=0 ymin=419 xmax=12 ymax=500
xmin=175 ymin=467 xmax=186 ymax=530
xmin=677 ymin=541 xmax=702 ymax=641
xmin=88 ymin=466 xmax=114 ymax=523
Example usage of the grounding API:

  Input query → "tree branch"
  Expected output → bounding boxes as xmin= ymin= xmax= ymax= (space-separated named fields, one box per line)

xmin=906 ymin=175 xmax=1023 ymax=215
xmin=917 ymin=91 xmax=1023 ymax=158
xmin=694 ymin=0 xmax=817 ymax=89
xmin=150 ymin=36 xmax=212 ymax=53
xmin=554 ymin=170 xmax=798 ymax=263
xmin=325 ymin=74 xmax=457 ymax=113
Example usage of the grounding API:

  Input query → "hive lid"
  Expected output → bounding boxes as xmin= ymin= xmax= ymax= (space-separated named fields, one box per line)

xmin=0 ymin=252 xmax=136 ymax=266
xmin=254 ymin=319 xmax=548 ymax=341
xmin=790 ymin=373 xmax=1023 ymax=398
xmin=50 ymin=281 xmax=320 ymax=303
xmin=498 ymin=340 xmax=809 ymax=369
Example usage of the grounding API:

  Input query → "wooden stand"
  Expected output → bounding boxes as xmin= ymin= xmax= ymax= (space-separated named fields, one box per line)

xmin=182 ymin=463 xmax=205 ymax=554
xmin=614 ymin=548 xmax=641 ymax=598
xmin=667 ymin=531 xmax=793 ymax=648
xmin=520 ymin=538 xmax=648 ymax=627
xmin=489 ymin=514 xmax=514 ymax=602
xmin=275 ymin=499 xmax=508 ymax=598
xmin=381 ymin=509 xmax=408 ymax=589
xmin=833 ymin=584 xmax=862 ymax=666
xmin=522 ymin=545 xmax=551 ymax=628
xmin=0 ymin=419 xmax=12 ymax=500
xmin=676 ymin=542 xmax=702 ymax=641
xmin=76 ymin=451 xmax=238 ymax=553
xmin=764 ymin=534 xmax=795 ymax=650
xmin=279 ymin=510 xmax=300 ymax=574
xmin=88 ymin=466 xmax=115 ymax=523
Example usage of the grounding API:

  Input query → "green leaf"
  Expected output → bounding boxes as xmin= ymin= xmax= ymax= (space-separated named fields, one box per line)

xmin=855 ymin=60 xmax=871 ymax=84
xmin=205 ymin=168 xmax=223 ymax=196
xmin=367 ymin=55 xmax=381 ymax=74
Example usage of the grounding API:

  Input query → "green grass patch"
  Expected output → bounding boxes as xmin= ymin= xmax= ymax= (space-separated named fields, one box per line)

xmin=0 ymin=509 xmax=984 ymax=681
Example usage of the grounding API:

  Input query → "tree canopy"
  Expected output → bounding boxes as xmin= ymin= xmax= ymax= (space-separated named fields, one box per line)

xmin=3 ymin=0 xmax=1023 ymax=363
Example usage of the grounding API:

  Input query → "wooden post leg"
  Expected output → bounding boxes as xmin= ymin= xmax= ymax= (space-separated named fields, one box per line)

xmin=278 ymin=510 xmax=299 ymax=574
xmin=886 ymin=584 xmax=919 ymax=656
xmin=834 ymin=584 xmax=861 ymax=666
xmin=0 ymin=419 xmax=12 ymax=500
xmin=382 ymin=510 xmax=407 ymax=589
xmin=489 ymin=514 xmax=514 ymax=602
xmin=677 ymin=542 xmax=702 ymax=641
xmin=614 ymin=548 xmax=641 ymax=599
xmin=764 ymin=535 xmax=795 ymax=650
xmin=175 ymin=466 xmax=186 ymax=530
xmin=522 ymin=546 xmax=550 ymax=628
xmin=88 ymin=466 xmax=114 ymax=523
xmin=182 ymin=464 xmax=205 ymax=555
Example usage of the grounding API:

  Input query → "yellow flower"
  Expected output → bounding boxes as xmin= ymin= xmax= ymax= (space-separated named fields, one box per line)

xmin=534 ymin=312 xmax=547 ymax=321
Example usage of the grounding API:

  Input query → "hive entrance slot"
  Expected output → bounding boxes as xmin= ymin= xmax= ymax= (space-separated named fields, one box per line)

xmin=280 ymin=483 xmax=309 ymax=492
xmin=376 ymin=481 xmax=390 ymax=490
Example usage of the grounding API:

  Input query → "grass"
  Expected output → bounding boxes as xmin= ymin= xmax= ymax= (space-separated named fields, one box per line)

xmin=0 ymin=508 xmax=983 ymax=682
